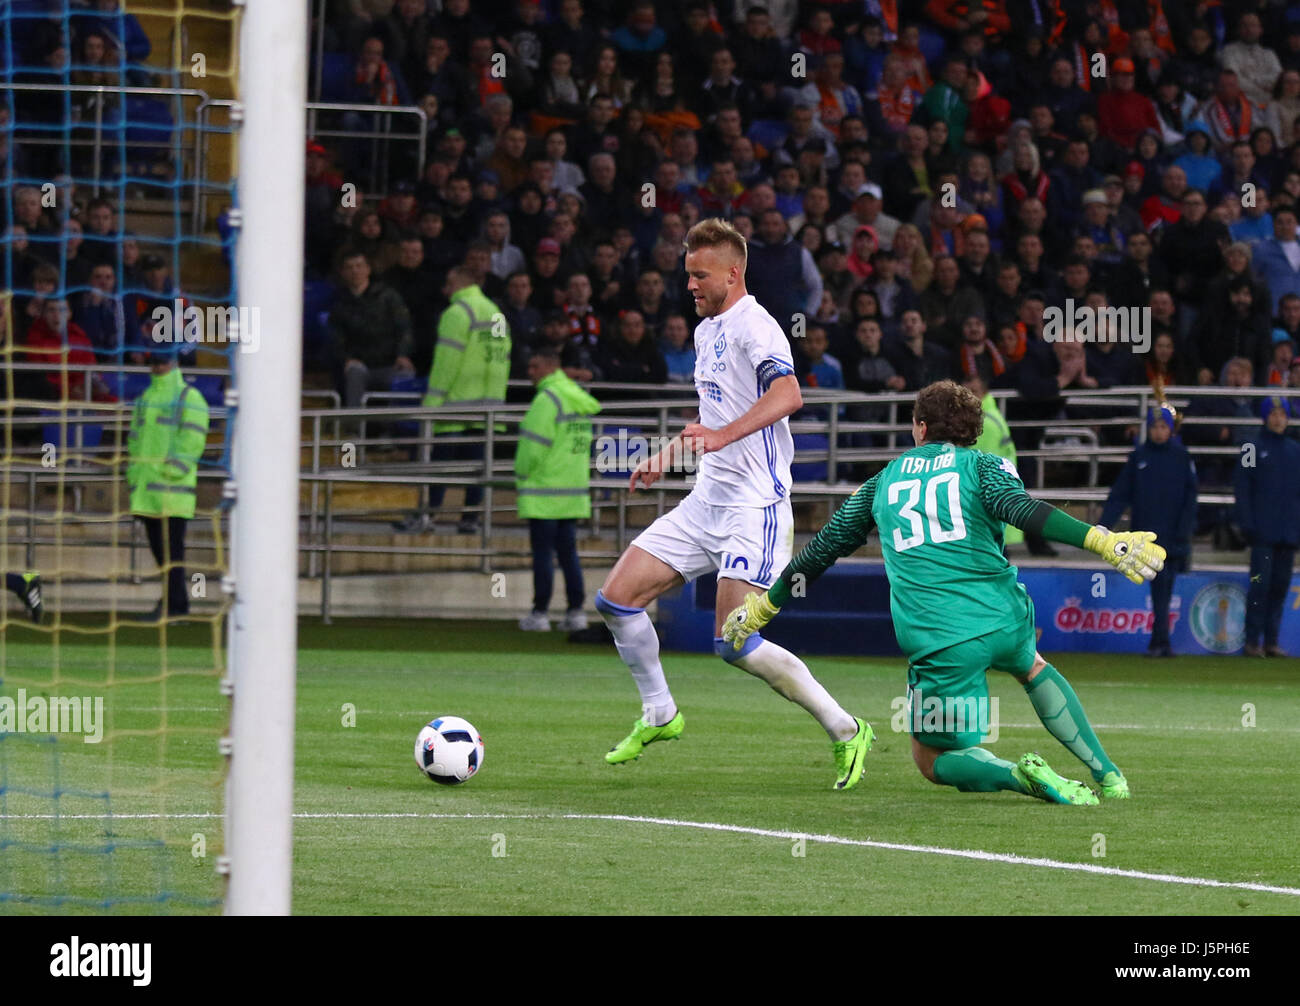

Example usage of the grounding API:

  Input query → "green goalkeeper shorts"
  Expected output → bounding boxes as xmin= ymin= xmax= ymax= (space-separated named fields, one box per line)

xmin=905 ymin=594 xmax=1038 ymax=750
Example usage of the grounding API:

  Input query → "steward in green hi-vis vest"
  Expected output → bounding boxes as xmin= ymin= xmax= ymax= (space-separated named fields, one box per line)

xmin=423 ymin=280 xmax=510 ymax=434
xmin=516 ymin=367 xmax=601 ymax=519
xmin=972 ymin=392 xmax=1024 ymax=546
xmin=127 ymin=364 xmax=210 ymax=519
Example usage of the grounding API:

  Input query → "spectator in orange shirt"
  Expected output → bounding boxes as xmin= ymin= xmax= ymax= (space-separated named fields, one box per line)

xmin=870 ymin=53 xmax=922 ymax=143
xmin=1098 ymin=57 xmax=1160 ymax=152
xmin=890 ymin=23 xmax=932 ymax=94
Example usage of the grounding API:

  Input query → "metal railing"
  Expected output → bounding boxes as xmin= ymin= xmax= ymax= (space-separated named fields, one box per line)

xmin=2 ymin=381 xmax=1286 ymax=619
xmin=191 ymin=96 xmax=237 ymax=233
xmin=1 ymin=82 xmax=210 ymax=197
xmin=304 ymin=101 xmax=427 ymax=195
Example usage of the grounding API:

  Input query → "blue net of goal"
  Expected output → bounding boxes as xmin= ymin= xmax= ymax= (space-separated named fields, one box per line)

xmin=1 ymin=0 xmax=243 ymax=914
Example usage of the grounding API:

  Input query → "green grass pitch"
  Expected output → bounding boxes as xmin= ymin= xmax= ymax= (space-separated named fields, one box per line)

xmin=2 ymin=617 xmax=1298 ymax=914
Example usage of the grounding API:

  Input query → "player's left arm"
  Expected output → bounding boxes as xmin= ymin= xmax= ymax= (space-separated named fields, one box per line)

xmin=684 ymin=320 xmax=800 ymax=453
xmin=722 ymin=476 xmax=879 ymax=648
xmin=975 ymin=452 xmax=1165 ymax=584
xmin=683 ymin=373 xmax=800 ymax=453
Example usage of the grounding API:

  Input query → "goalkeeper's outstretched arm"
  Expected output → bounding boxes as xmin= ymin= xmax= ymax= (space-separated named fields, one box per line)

xmin=975 ymin=453 xmax=1165 ymax=584
xmin=722 ymin=476 xmax=880 ymax=647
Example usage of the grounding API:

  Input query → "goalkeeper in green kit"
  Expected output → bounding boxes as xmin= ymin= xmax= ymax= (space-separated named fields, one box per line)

xmin=722 ymin=381 xmax=1166 ymax=804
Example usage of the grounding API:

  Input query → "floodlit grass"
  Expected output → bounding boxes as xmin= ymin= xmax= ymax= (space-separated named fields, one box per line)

xmin=3 ymin=618 xmax=1298 ymax=914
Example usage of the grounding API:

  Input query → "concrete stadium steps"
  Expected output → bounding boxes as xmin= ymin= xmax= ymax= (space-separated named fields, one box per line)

xmin=37 ymin=565 xmax=621 ymax=622
xmin=298 ymin=567 xmax=618 ymax=620
xmin=3 ymin=509 xmax=600 ymax=581
xmin=8 ymin=467 xmax=226 ymax=515
xmin=113 ymin=1 xmax=238 ymax=299
xmin=311 ymin=526 xmax=536 ymax=576
xmin=308 ymin=481 xmax=420 ymax=512
xmin=180 ymin=247 xmax=230 ymax=296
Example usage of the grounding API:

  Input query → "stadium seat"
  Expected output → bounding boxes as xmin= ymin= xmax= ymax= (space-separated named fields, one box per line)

xmin=790 ymin=432 xmax=829 ymax=483
xmin=389 ymin=374 xmax=427 ymax=437
xmin=124 ymin=97 xmax=173 ymax=155
xmin=917 ymin=27 xmax=947 ymax=68
xmin=106 ymin=371 xmax=153 ymax=402
xmin=319 ymin=52 xmax=354 ymax=102
xmin=594 ymin=422 xmax=643 ymax=480
xmin=746 ymin=119 xmax=788 ymax=152
xmin=302 ymin=280 xmax=336 ymax=367
xmin=40 ymin=410 xmax=104 ymax=451
xmin=191 ymin=375 xmax=225 ymax=408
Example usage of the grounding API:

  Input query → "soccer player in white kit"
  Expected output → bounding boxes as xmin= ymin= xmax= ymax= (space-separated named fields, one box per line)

xmin=595 ymin=219 xmax=874 ymax=790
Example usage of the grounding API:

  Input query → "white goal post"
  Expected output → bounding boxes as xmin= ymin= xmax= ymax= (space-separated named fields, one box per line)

xmin=225 ymin=0 xmax=307 ymax=915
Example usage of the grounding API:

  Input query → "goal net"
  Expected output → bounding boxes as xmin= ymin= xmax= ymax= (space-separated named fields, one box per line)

xmin=0 ymin=0 xmax=254 ymax=914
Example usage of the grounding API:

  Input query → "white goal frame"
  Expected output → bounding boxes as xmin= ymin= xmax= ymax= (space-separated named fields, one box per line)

xmin=225 ymin=0 xmax=306 ymax=915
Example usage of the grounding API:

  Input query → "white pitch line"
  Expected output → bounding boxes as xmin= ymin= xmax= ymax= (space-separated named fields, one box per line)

xmin=387 ymin=713 xmax=1299 ymax=734
xmin=3 ymin=810 xmax=1297 ymax=897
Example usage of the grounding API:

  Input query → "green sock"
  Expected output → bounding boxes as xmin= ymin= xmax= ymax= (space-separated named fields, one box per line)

xmin=932 ymin=747 xmax=1027 ymax=793
xmin=1024 ymin=664 xmax=1118 ymax=783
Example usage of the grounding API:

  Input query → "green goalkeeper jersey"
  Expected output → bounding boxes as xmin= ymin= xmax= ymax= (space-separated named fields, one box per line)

xmin=773 ymin=442 xmax=1060 ymax=660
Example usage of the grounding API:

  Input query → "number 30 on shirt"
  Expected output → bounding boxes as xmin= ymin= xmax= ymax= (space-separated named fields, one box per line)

xmin=887 ymin=472 xmax=967 ymax=551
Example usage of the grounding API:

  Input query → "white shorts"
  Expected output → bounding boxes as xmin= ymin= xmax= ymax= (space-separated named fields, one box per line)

xmin=631 ymin=491 xmax=794 ymax=590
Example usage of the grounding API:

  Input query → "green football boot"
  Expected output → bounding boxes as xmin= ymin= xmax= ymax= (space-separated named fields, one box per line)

xmin=605 ymin=711 xmax=685 ymax=764
xmin=1097 ymin=770 xmax=1130 ymax=800
xmin=832 ymin=717 xmax=875 ymax=791
xmin=1012 ymin=753 xmax=1099 ymax=805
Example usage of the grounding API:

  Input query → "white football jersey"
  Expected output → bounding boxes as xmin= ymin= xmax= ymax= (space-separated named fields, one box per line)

xmin=691 ymin=294 xmax=795 ymax=507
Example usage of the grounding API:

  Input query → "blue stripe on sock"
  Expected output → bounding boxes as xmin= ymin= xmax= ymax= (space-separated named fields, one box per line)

xmin=595 ymin=589 xmax=644 ymax=617
xmin=713 ymin=633 xmax=763 ymax=663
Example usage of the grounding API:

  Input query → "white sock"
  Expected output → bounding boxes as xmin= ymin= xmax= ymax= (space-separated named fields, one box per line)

xmin=732 ymin=639 xmax=857 ymax=740
xmin=597 ymin=594 xmax=677 ymax=726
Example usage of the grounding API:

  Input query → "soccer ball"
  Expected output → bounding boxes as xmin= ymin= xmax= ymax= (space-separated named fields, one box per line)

xmin=414 ymin=716 xmax=484 ymax=785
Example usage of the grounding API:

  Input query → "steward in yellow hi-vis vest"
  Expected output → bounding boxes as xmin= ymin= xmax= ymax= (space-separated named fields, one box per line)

xmin=422 ymin=273 xmax=511 ymax=433
xmin=515 ymin=344 xmax=599 ymax=632
xmin=417 ymin=267 xmax=511 ymax=533
xmin=972 ymin=389 xmax=1024 ymax=547
xmin=127 ymin=351 xmax=210 ymax=620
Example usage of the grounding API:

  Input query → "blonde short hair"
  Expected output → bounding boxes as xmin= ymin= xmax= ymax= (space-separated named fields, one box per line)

xmin=684 ymin=217 xmax=748 ymax=271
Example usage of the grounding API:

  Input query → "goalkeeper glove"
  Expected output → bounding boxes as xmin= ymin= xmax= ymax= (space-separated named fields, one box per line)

xmin=722 ymin=591 xmax=781 ymax=650
xmin=1084 ymin=525 xmax=1167 ymax=585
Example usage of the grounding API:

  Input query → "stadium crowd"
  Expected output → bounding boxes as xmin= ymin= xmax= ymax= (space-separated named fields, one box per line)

xmin=292 ymin=0 xmax=1300 ymax=473
xmin=1 ymin=0 xmax=188 ymax=401
xmin=5 ymin=3 xmax=1300 ymax=489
